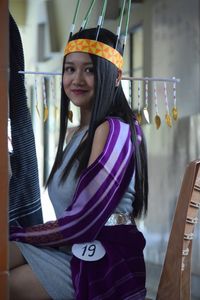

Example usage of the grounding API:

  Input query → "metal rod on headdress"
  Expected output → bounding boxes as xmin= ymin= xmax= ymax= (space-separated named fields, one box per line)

xmin=122 ymin=0 xmax=131 ymax=53
xmin=96 ymin=0 xmax=107 ymax=40
xmin=83 ymin=0 xmax=97 ymax=29
xmin=18 ymin=71 xmax=181 ymax=83
xmin=115 ymin=0 xmax=127 ymax=49
xmin=122 ymin=76 xmax=181 ymax=83
xmin=69 ymin=0 xmax=81 ymax=39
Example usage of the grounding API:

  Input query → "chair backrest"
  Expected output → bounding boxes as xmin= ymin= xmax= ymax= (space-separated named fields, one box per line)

xmin=156 ymin=160 xmax=200 ymax=300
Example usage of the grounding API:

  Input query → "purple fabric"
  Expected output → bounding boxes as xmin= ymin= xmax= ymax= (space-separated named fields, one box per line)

xmin=10 ymin=117 xmax=141 ymax=248
xmin=71 ymin=225 xmax=146 ymax=300
xmin=10 ymin=118 xmax=132 ymax=245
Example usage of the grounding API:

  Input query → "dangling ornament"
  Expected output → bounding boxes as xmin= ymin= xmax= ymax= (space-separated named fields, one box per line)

xmin=164 ymin=81 xmax=172 ymax=127
xmin=136 ymin=80 xmax=142 ymax=124
xmin=143 ymin=80 xmax=150 ymax=123
xmin=42 ymin=77 xmax=48 ymax=122
xmin=67 ymin=110 xmax=73 ymax=123
xmin=172 ymin=78 xmax=178 ymax=121
xmin=50 ymin=76 xmax=58 ymax=114
xmin=153 ymin=82 xmax=161 ymax=129
xmin=34 ymin=77 xmax=40 ymax=118
xmin=43 ymin=106 xmax=48 ymax=122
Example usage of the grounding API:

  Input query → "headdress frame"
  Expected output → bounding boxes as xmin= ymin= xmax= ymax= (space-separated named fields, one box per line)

xmin=63 ymin=0 xmax=133 ymax=71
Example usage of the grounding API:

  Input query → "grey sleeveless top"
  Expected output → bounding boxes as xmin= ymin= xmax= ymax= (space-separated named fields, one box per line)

xmin=48 ymin=128 xmax=135 ymax=219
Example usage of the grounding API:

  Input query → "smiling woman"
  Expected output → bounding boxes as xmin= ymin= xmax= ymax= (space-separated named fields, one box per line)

xmin=9 ymin=26 xmax=148 ymax=300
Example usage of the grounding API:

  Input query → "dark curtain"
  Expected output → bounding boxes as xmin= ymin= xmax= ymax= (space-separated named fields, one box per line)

xmin=9 ymin=13 xmax=43 ymax=226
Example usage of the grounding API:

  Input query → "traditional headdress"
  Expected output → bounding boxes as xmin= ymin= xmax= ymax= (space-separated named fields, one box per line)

xmin=63 ymin=0 xmax=132 ymax=71
xmin=18 ymin=0 xmax=180 ymax=129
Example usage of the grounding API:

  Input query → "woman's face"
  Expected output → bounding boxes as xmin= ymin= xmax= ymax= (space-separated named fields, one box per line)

xmin=63 ymin=52 xmax=94 ymax=110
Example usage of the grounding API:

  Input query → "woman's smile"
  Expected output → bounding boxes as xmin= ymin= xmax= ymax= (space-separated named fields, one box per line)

xmin=70 ymin=88 xmax=89 ymax=95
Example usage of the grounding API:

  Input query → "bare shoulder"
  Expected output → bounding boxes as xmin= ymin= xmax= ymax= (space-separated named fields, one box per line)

xmin=94 ymin=120 xmax=110 ymax=141
xmin=88 ymin=121 xmax=110 ymax=166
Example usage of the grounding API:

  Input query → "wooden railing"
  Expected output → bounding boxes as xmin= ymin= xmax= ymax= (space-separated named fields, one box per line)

xmin=0 ymin=0 xmax=9 ymax=299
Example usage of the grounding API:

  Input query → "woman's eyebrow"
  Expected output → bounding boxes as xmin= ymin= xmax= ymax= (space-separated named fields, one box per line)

xmin=64 ymin=61 xmax=93 ymax=65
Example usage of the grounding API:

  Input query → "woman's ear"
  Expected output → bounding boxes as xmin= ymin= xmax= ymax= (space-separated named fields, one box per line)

xmin=116 ymin=69 xmax=122 ymax=87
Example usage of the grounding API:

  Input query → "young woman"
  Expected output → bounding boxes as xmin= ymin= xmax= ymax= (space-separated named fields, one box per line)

xmin=9 ymin=28 xmax=148 ymax=300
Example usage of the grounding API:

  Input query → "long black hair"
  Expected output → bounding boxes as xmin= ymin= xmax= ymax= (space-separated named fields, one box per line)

xmin=47 ymin=28 xmax=148 ymax=218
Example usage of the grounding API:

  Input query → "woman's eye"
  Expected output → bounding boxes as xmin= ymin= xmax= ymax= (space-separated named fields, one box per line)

xmin=85 ymin=67 xmax=94 ymax=73
xmin=64 ymin=67 xmax=74 ymax=73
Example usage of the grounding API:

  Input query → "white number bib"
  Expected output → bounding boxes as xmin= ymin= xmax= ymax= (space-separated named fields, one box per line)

xmin=72 ymin=240 xmax=106 ymax=261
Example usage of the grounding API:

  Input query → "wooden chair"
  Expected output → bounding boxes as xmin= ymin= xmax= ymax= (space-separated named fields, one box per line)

xmin=146 ymin=159 xmax=200 ymax=300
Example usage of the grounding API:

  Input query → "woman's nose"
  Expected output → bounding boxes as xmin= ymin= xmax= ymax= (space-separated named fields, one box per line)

xmin=73 ymin=70 xmax=84 ymax=85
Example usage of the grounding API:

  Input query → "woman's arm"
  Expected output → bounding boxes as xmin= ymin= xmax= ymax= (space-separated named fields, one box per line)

xmin=10 ymin=118 xmax=138 ymax=247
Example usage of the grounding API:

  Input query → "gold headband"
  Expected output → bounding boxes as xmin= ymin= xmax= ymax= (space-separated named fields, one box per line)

xmin=64 ymin=39 xmax=123 ymax=70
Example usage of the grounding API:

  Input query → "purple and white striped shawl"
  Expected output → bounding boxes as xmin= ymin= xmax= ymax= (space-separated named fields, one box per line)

xmin=10 ymin=117 xmax=142 ymax=247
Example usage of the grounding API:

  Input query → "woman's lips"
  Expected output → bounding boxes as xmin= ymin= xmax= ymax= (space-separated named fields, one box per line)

xmin=71 ymin=89 xmax=87 ymax=95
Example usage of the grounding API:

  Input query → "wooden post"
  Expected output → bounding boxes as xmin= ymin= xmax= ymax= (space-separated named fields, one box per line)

xmin=0 ymin=0 xmax=9 ymax=299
